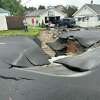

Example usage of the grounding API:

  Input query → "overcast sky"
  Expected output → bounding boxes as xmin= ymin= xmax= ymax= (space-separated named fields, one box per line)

xmin=21 ymin=0 xmax=100 ymax=8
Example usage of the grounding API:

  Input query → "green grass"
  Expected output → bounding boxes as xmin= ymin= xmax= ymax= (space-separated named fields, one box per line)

xmin=0 ymin=27 xmax=43 ymax=37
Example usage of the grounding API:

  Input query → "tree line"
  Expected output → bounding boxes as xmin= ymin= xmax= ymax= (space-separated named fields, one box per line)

xmin=0 ymin=0 xmax=78 ymax=17
xmin=63 ymin=5 xmax=78 ymax=17
xmin=27 ymin=5 xmax=78 ymax=17
xmin=0 ymin=0 xmax=25 ymax=15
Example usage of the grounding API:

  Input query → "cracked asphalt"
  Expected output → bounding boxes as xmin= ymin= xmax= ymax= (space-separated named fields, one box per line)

xmin=0 ymin=36 xmax=100 ymax=100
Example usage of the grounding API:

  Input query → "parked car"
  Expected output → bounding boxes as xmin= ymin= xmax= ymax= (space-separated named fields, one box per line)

xmin=57 ymin=18 xmax=76 ymax=28
xmin=48 ymin=22 xmax=55 ymax=28
xmin=45 ymin=22 xmax=55 ymax=28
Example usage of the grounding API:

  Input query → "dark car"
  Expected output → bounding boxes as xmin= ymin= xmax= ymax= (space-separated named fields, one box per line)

xmin=57 ymin=18 xmax=76 ymax=28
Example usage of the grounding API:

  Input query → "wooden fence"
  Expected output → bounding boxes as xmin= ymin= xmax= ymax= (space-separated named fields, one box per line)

xmin=6 ymin=16 xmax=24 ymax=29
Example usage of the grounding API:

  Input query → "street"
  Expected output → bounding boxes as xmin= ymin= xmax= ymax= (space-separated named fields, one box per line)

xmin=0 ymin=36 xmax=100 ymax=100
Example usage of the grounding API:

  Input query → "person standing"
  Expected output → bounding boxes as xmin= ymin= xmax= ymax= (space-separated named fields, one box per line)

xmin=42 ymin=20 xmax=44 ymax=28
xmin=23 ymin=18 xmax=28 ymax=32
xmin=32 ymin=17 xmax=34 ymax=26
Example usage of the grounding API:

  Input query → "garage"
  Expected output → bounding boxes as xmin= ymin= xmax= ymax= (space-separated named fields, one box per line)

xmin=45 ymin=16 xmax=60 ymax=24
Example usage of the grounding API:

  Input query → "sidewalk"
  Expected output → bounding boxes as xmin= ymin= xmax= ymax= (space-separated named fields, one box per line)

xmin=38 ymin=30 xmax=56 ymax=57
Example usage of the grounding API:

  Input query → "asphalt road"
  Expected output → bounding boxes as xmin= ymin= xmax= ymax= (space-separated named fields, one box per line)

xmin=1 ymin=67 xmax=100 ymax=100
xmin=0 ymin=36 xmax=100 ymax=100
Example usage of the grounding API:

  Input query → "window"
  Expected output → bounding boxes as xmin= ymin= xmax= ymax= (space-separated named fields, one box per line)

xmin=82 ymin=17 xmax=85 ymax=22
xmin=81 ymin=17 xmax=89 ymax=22
xmin=97 ymin=15 xmax=100 ymax=21
xmin=86 ymin=16 xmax=89 ymax=20
xmin=78 ymin=18 xmax=81 ymax=21
xmin=48 ymin=10 xmax=55 ymax=17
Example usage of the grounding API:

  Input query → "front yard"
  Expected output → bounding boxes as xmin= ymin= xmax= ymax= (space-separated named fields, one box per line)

xmin=0 ymin=27 xmax=43 ymax=37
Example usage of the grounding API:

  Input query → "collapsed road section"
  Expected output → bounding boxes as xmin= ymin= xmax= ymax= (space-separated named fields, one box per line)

xmin=0 ymin=32 xmax=100 ymax=100
xmin=0 ymin=36 xmax=50 ymax=68
xmin=47 ymin=30 xmax=100 ymax=56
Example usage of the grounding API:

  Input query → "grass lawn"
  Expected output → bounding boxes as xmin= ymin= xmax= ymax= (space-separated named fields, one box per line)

xmin=0 ymin=26 xmax=43 ymax=37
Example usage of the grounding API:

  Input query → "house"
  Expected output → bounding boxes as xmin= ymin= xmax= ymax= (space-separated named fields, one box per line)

xmin=73 ymin=3 xmax=100 ymax=27
xmin=0 ymin=8 xmax=10 ymax=16
xmin=0 ymin=16 xmax=8 ymax=31
xmin=0 ymin=8 xmax=10 ymax=31
xmin=25 ymin=6 xmax=66 ymax=26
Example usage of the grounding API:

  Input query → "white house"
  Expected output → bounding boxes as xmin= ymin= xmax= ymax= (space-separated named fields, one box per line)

xmin=0 ymin=16 xmax=8 ymax=31
xmin=73 ymin=3 xmax=100 ymax=27
xmin=25 ymin=6 xmax=66 ymax=26
xmin=0 ymin=8 xmax=10 ymax=16
xmin=0 ymin=8 xmax=10 ymax=31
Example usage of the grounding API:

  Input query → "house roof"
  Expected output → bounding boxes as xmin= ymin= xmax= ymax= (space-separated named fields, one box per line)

xmin=25 ymin=9 xmax=47 ymax=17
xmin=55 ymin=5 xmax=65 ymax=11
xmin=86 ymin=4 xmax=100 ymax=15
xmin=0 ymin=8 xmax=10 ymax=13
xmin=25 ymin=6 xmax=66 ymax=17
xmin=73 ymin=4 xmax=100 ymax=16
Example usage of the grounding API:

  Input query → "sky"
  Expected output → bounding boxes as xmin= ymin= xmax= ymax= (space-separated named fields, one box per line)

xmin=21 ymin=0 xmax=100 ymax=8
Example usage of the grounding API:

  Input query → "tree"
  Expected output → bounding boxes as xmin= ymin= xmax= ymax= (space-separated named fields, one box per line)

xmin=63 ymin=5 xmax=78 ymax=17
xmin=0 ymin=0 xmax=3 ymax=8
xmin=0 ymin=0 xmax=25 ymax=15
xmin=38 ymin=5 xmax=45 ymax=10
xmin=25 ymin=7 xmax=37 ymax=11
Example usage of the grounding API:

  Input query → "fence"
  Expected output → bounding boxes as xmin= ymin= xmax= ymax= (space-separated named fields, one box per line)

xmin=6 ymin=16 xmax=24 ymax=29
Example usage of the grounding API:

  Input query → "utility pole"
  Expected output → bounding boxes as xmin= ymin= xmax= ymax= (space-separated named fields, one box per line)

xmin=91 ymin=0 xmax=93 ymax=5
